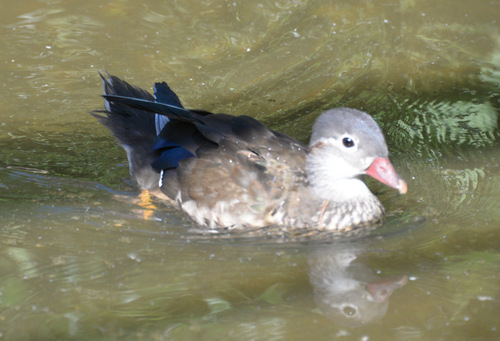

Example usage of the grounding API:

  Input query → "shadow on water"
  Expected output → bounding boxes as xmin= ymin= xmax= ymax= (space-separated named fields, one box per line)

xmin=308 ymin=242 xmax=408 ymax=327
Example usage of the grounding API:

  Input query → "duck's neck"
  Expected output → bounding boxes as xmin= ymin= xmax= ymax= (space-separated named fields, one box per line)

xmin=310 ymin=177 xmax=376 ymax=202
xmin=305 ymin=154 xmax=384 ymax=230
xmin=306 ymin=151 xmax=376 ymax=203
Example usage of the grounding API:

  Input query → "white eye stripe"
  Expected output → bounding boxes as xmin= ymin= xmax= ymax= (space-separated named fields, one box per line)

xmin=319 ymin=137 xmax=337 ymax=145
xmin=310 ymin=136 xmax=359 ymax=150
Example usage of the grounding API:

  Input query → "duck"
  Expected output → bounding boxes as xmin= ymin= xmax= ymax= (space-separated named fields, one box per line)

xmin=92 ymin=73 xmax=407 ymax=233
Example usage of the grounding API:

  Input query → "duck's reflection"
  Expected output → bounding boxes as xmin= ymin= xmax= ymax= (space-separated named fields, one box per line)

xmin=307 ymin=243 xmax=407 ymax=327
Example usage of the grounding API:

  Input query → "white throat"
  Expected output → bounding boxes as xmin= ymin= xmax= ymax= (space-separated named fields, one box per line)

xmin=310 ymin=177 xmax=374 ymax=202
xmin=306 ymin=151 xmax=375 ymax=202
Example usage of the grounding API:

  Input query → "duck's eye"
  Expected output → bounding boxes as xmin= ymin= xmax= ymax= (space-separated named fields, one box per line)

xmin=342 ymin=137 xmax=355 ymax=148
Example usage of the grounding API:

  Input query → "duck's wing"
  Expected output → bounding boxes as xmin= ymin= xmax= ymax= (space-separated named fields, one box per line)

xmin=104 ymin=82 xmax=280 ymax=144
xmin=102 ymin=79 xmax=306 ymax=171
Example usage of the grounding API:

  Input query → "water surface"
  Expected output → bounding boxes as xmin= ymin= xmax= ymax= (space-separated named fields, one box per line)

xmin=1 ymin=0 xmax=499 ymax=340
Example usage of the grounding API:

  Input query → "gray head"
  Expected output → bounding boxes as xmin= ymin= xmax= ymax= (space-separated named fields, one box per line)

xmin=310 ymin=108 xmax=389 ymax=165
xmin=306 ymin=108 xmax=405 ymax=201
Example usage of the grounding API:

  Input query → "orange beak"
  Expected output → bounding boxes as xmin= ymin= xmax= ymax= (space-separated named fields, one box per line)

xmin=366 ymin=157 xmax=407 ymax=194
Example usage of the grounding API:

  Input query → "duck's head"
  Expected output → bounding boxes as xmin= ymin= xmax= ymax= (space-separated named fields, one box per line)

xmin=306 ymin=108 xmax=407 ymax=201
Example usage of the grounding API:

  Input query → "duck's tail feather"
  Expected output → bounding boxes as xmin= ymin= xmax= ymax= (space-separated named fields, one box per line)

xmin=102 ymin=93 xmax=203 ymax=124
xmin=92 ymin=73 xmax=161 ymax=191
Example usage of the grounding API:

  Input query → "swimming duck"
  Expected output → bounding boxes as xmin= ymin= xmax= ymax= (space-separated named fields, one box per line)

xmin=93 ymin=74 xmax=406 ymax=233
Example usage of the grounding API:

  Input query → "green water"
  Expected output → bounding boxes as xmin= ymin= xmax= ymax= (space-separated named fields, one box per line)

xmin=0 ymin=0 xmax=499 ymax=340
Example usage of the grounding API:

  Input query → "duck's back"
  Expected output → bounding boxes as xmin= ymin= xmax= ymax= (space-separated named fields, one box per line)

xmin=161 ymin=114 xmax=311 ymax=229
